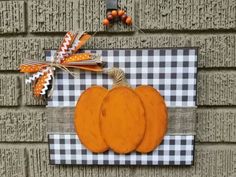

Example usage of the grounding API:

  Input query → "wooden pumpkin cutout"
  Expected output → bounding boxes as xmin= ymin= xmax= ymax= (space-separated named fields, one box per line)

xmin=74 ymin=68 xmax=168 ymax=154
xmin=135 ymin=85 xmax=168 ymax=153
xmin=100 ymin=86 xmax=146 ymax=154
xmin=74 ymin=86 xmax=109 ymax=153
xmin=100 ymin=69 xmax=146 ymax=153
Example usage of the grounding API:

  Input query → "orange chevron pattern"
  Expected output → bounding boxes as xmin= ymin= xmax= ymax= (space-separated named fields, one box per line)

xmin=33 ymin=72 xmax=50 ymax=96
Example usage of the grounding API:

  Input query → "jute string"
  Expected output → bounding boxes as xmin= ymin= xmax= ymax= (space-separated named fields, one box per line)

xmin=105 ymin=68 xmax=130 ymax=88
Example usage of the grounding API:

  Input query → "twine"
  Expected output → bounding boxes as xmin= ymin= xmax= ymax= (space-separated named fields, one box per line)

xmin=105 ymin=68 xmax=130 ymax=88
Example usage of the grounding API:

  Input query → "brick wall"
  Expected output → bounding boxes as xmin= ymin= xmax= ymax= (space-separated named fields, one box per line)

xmin=0 ymin=0 xmax=236 ymax=177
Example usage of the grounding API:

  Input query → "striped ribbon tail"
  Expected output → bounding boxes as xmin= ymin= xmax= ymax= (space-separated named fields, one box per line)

xmin=69 ymin=32 xmax=91 ymax=54
xmin=33 ymin=67 xmax=54 ymax=96
xmin=57 ymin=31 xmax=76 ymax=62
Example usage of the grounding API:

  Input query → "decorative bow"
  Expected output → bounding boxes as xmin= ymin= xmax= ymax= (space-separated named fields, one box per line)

xmin=20 ymin=31 xmax=103 ymax=97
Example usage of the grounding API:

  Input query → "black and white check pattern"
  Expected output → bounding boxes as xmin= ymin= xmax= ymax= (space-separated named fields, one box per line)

xmin=49 ymin=134 xmax=194 ymax=165
xmin=46 ymin=49 xmax=197 ymax=107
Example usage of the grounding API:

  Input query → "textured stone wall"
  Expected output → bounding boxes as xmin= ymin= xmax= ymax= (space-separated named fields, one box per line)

xmin=0 ymin=0 xmax=236 ymax=177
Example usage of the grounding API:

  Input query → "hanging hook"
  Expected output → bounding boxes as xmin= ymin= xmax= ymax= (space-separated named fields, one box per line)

xmin=106 ymin=0 xmax=118 ymax=10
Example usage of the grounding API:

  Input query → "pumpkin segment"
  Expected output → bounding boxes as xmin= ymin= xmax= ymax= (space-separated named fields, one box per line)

xmin=135 ymin=86 xmax=168 ymax=153
xmin=74 ymin=86 xmax=109 ymax=153
xmin=100 ymin=68 xmax=146 ymax=154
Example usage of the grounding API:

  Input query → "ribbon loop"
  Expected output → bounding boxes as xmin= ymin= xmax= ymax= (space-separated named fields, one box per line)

xmin=20 ymin=31 xmax=103 ymax=97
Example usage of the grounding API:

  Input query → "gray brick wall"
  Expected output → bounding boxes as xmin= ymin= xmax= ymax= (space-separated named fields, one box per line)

xmin=0 ymin=0 xmax=235 ymax=176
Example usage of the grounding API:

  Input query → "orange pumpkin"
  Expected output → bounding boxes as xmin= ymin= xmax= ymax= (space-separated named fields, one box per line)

xmin=100 ymin=86 xmax=146 ymax=154
xmin=74 ymin=68 xmax=168 ymax=154
xmin=74 ymin=86 xmax=109 ymax=153
xmin=135 ymin=85 xmax=168 ymax=153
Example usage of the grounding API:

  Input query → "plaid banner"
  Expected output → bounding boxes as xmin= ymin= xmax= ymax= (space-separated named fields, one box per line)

xmin=49 ymin=134 xmax=194 ymax=165
xmin=46 ymin=48 xmax=197 ymax=107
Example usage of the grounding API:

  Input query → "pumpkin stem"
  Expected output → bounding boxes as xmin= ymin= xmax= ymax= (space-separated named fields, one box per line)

xmin=107 ymin=68 xmax=130 ymax=88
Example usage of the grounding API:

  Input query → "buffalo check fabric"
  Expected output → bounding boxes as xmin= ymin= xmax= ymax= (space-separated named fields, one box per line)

xmin=49 ymin=134 xmax=194 ymax=165
xmin=46 ymin=48 xmax=197 ymax=107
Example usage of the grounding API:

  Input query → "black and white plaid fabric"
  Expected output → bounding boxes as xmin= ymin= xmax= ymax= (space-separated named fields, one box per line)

xmin=49 ymin=134 xmax=194 ymax=165
xmin=46 ymin=49 xmax=197 ymax=107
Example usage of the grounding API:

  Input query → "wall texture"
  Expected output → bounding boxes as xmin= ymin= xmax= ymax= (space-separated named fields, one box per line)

xmin=0 ymin=0 xmax=236 ymax=177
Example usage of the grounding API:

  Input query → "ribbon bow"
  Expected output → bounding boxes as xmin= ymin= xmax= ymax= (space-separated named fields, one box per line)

xmin=20 ymin=31 xmax=103 ymax=97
